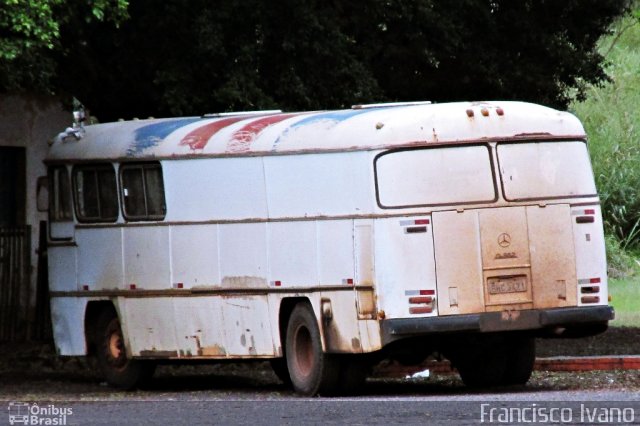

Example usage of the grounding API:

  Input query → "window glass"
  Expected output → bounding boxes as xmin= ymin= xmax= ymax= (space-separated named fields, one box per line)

xmin=145 ymin=167 xmax=165 ymax=216
xmin=74 ymin=164 xmax=118 ymax=222
xmin=122 ymin=168 xmax=146 ymax=217
xmin=497 ymin=142 xmax=597 ymax=200
xmin=375 ymin=146 xmax=496 ymax=208
xmin=49 ymin=167 xmax=72 ymax=221
xmin=121 ymin=163 xmax=166 ymax=220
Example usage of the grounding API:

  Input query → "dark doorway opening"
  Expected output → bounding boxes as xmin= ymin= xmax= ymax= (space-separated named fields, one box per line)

xmin=0 ymin=147 xmax=26 ymax=227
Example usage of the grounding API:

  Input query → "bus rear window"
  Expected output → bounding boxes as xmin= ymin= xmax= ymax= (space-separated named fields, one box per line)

xmin=497 ymin=141 xmax=597 ymax=201
xmin=375 ymin=146 xmax=496 ymax=208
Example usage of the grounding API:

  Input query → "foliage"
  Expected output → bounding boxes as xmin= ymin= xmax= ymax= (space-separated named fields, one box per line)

xmin=572 ymin=11 xmax=640 ymax=249
xmin=1 ymin=0 xmax=630 ymax=121
xmin=0 ymin=0 xmax=128 ymax=93
xmin=608 ymin=276 xmax=640 ymax=326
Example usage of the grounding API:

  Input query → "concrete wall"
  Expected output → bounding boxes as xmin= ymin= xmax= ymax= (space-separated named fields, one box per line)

xmin=0 ymin=95 xmax=70 ymax=313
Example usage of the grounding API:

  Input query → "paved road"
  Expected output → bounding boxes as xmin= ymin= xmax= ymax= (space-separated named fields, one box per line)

xmin=56 ymin=396 xmax=640 ymax=425
xmin=3 ymin=370 xmax=639 ymax=425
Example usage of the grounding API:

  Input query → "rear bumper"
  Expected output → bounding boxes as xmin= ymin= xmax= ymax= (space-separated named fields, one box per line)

xmin=381 ymin=306 xmax=614 ymax=344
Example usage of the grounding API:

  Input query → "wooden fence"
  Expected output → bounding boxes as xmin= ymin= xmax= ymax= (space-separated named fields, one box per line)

xmin=0 ymin=226 xmax=31 ymax=340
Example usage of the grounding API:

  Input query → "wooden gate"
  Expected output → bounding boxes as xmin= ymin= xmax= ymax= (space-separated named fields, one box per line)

xmin=0 ymin=226 xmax=31 ymax=340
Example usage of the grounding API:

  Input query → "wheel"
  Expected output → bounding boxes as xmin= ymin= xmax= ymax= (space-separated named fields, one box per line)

xmin=452 ymin=335 xmax=507 ymax=388
xmin=269 ymin=358 xmax=292 ymax=385
xmin=501 ymin=337 xmax=535 ymax=385
xmin=285 ymin=303 xmax=340 ymax=396
xmin=95 ymin=308 xmax=155 ymax=390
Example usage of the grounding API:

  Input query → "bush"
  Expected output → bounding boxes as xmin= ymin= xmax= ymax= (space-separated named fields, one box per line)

xmin=572 ymin=12 xmax=640 ymax=249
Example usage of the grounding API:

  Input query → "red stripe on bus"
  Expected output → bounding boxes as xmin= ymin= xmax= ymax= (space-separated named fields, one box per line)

xmin=179 ymin=117 xmax=248 ymax=150
xmin=227 ymin=114 xmax=300 ymax=153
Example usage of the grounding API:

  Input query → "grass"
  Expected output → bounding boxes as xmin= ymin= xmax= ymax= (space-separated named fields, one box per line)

xmin=571 ymin=12 xmax=640 ymax=247
xmin=569 ymin=10 xmax=640 ymax=328
xmin=609 ymin=276 xmax=640 ymax=327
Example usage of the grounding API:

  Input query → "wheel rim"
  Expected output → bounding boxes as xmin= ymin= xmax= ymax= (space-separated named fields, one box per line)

xmin=105 ymin=318 xmax=127 ymax=369
xmin=108 ymin=331 xmax=123 ymax=360
xmin=293 ymin=324 xmax=314 ymax=377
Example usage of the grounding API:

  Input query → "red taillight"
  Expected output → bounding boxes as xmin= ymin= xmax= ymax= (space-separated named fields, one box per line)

xmin=409 ymin=296 xmax=433 ymax=304
xmin=419 ymin=289 xmax=435 ymax=295
xmin=409 ymin=306 xmax=433 ymax=314
xmin=581 ymin=296 xmax=600 ymax=304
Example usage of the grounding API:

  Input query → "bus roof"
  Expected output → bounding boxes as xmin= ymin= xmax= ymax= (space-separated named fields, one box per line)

xmin=46 ymin=101 xmax=586 ymax=162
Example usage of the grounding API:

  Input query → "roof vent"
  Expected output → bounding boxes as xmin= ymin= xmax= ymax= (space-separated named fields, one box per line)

xmin=202 ymin=110 xmax=282 ymax=118
xmin=351 ymin=101 xmax=432 ymax=110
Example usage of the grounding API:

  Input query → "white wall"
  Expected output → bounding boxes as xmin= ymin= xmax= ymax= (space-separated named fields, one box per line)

xmin=0 ymin=95 xmax=70 ymax=311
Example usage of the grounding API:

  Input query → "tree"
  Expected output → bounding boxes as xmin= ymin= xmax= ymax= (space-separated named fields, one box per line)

xmin=0 ymin=0 xmax=128 ymax=93
xmin=1 ymin=0 xmax=631 ymax=121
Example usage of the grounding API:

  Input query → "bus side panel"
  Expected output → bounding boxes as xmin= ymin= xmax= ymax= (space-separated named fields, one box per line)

xmin=123 ymin=227 xmax=171 ymax=290
xmin=264 ymin=152 xmax=371 ymax=218
xmin=221 ymin=296 xmax=275 ymax=356
xmin=317 ymin=220 xmax=355 ymax=285
xmin=48 ymin=246 xmax=77 ymax=292
xmin=268 ymin=221 xmax=318 ymax=286
xmin=219 ymin=223 xmax=268 ymax=288
xmin=50 ymin=297 xmax=88 ymax=355
xmin=170 ymin=224 xmax=220 ymax=288
xmin=374 ymin=217 xmax=437 ymax=319
xmin=121 ymin=298 xmax=179 ymax=356
xmin=172 ymin=297 xmax=227 ymax=357
xmin=572 ymin=205 xmax=608 ymax=306
xmin=76 ymin=228 xmax=123 ymax=290
xmin=162 ymin=157 xmax=268 ymax=222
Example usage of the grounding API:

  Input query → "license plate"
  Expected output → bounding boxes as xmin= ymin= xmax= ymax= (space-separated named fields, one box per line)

xmin=487 ymin=276 xmax=527 ymax=294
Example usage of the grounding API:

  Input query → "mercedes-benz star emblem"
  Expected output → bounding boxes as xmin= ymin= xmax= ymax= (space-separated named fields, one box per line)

xmin=498 ymin=233 xmax=511 ymax=248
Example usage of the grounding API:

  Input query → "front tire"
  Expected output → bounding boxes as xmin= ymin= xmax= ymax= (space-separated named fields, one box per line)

xmin=95 ymin=308 xmax=155 ymax=390
xmin=285 ymin=303 xmax=339 ymax=396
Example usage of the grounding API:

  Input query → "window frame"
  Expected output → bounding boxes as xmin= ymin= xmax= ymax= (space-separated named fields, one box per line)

xmin=373 ymin=144 xmax=498 ymax=209
xmin=72 ymin=163 xmax=119 ymax=223
xmin=48 ymin=165 xmax=73 ymax=222
xmin=496 ymin=140 xmax=598 ymax=202
xmin=119 ymin=162 xmax=167 ymax=221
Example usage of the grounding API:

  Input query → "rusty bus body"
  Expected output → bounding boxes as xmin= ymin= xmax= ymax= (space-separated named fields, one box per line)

xmin=45 ymin=101 xmax=613 ymax=394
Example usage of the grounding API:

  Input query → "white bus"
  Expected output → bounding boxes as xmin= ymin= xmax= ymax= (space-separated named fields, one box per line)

xmin=45 ymin=101 xmax=613 ymax=395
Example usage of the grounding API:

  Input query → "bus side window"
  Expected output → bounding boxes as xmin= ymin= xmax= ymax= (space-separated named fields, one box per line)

xmin=49 ymin=167 xmax=73 ymax=221
xmin=73 ymin=164 xmax=119 ymax=222
xmin=48 ymin=166 xmax=75 ymax=240
xmin=120 ymin=162 xmax=166 ymax=221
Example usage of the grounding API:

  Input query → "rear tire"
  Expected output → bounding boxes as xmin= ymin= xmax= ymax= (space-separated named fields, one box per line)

xmin=285 ymin=303 xmax=339 ymax=396
xmin=95 ymin=308 xmax=155 ymax=390
xmin=453 ymin=335 xmax=507 ymax=388
xmin=501 ymin=337 xmax=535 ymax=385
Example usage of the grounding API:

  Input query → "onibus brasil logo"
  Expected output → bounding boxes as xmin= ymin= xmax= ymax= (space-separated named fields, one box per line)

xmin=7 ymin=402 xmax=73 ymax=425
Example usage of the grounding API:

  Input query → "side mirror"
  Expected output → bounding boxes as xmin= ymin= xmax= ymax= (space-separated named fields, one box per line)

xmin=36 ymin=176 xmax=49 ymax=212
